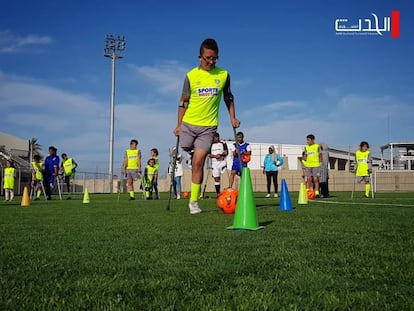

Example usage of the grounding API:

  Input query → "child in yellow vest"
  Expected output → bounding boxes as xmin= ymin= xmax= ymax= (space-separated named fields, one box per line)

xmin=31 ymin=154 xmax=44 ymax=200
xmin=143 ymin=158 xmax=158 ymax=200
xmin=3 ymin=160 xmax=15 ymax=202
xmin=355 ymin=141 xmax=372 ymax=198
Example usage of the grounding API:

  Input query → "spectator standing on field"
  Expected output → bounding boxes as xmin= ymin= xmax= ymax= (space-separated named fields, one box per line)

xmin=319 ymin=143 xmax=330 ymax=198
xmin=263 ymin=145 xmax=283 ymax=198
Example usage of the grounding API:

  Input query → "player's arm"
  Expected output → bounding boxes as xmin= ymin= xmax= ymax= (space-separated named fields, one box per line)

xmin=138 ymin=150 xmax=142 ymax=173
xmin=223 ymin=74 xmax=240 ymax=128
xmin=318 ymin=146 xmax=323 ymax=164
xmin=122 ymin=152 xmax=128 ymax=174
xmin=222 ymin=142 xmax=228 ymax=157
xmin=368 ymin=152 xmax=373 ymax=173
xmin=174 ymin=76 xmax=190 ymax=136
xmin=244 ymin=144 xmax=252 ymax=156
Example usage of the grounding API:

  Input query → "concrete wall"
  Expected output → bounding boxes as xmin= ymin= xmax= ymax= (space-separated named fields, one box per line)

xmin=70 ymin=169 xmax=414 ymax=194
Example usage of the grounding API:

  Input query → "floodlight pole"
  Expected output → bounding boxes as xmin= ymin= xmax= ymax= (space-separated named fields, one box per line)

xmin=104 ymin=34 xmax=126 ymax=193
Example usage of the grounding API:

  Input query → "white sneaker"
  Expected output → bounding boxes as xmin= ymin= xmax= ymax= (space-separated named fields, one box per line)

xmin=274 ymin=193 xmax=278 ymax=198
xmin=177 ymin=194 xmax=181 ymax=200
xmin=265 ymin=194 xmax=270 ymax=198
xmin=189 ymin=201 xmax=202 ymax=214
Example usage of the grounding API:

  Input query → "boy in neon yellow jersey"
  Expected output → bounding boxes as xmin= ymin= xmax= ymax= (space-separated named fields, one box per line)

xmin=173 ymin=38 xmax=240 ymax=214
xmin=303 ymin=134 xmax=322 ymax=198
xmin=122 ymin=139 xmax=142 ymax=201
xmin=355 ymin=141 xmax=372 ymax=198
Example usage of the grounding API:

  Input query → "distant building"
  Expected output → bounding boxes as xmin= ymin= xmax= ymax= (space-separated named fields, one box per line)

xmin=222 ymin=141 xmax=383 ymax=171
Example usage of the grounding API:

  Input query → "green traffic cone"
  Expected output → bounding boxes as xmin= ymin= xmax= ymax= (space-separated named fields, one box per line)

xmin=227 ymin=167 xmax=264 ymax=231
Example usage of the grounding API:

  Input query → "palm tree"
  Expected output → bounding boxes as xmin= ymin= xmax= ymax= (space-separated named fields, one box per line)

xmin=28 ymin=138 xmax=42 ymax=160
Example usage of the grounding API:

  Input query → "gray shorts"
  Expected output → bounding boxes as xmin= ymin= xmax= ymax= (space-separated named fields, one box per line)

xmin=305 ymin=167 xmax=321 ymax=177
xmin=126 ymin=169 xmax=141 ymax=180
xmin=357 ymin=176 xmax=371 ymax=183
xmin=180 ymin=122 xmax=217 ymax=152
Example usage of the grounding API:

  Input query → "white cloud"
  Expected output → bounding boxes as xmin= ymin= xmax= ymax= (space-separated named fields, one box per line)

xmin=0 ymin=30 xmax=52 ymax=53
xmin=129 ymin=60 xmax=188 ymax=95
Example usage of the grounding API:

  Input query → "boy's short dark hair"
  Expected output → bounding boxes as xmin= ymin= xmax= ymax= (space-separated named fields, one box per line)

xmin=213 ymin=132 xmax=220 ymax=138
xmin=306 ymin=134 xmax=315 ymax=140
xmin=147 ymin=158 xmax=155 ymax=165
xmin=151 ymin=148 xmax=159 ymax=156
xmin=33 ymin=154 xmax=41 ymax=161
xmin=360 ymin=141 xmax=370 ymax=148
xmin=130 ymin=139 xmax=138 ymax=145
xmin=236 ymin=131 xmax=244 ymax=138
xmin=200 ymin=38 xmax=219 ymax=55
xmin=49 ymin=146 xmax=57 ymax=152
xmin=61 ymin=153 xmax=67 ymax=158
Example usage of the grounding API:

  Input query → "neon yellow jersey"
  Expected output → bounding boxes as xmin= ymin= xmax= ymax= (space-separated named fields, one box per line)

xmin=182 ymin=66 xmax=228 ymax=126
xmin=63 ymin=158 xmax=75 ymax=175
xmin=3 ymin=167 xmax=15 ymax=189
xmin=356 ymin=150 xmax=370 ymax=177
xmin=145 ymin=165 xmax=157 ymax=183
xmin=305 ymin=144 xmax=321 ymax=168
xmin=32 ymin=161 xmax=43 ymax=180
xmin=126 ymin=149 xmax=140 ymax=170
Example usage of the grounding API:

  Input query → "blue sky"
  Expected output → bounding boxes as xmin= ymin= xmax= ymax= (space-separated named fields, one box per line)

xmin=1 ymin=0 xmax=413 ymax=174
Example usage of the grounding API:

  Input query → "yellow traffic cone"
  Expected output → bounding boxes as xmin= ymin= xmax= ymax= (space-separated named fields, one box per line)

xmin=21 ymin=186 xmax=30 ymax=207
xmin=298 ymin=182 xmax=308 ymax=205
xmin=83 ymin=188 xmax=90 ymax=204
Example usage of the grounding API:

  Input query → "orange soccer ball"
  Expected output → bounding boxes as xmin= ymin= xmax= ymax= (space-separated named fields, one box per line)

xmin=241 ymin=153 xmax=251 ymax=163
xmin=307 ymin=189 xmax=316 ymax=200
xmin=182 ymin=191 xmax=190 ymax=198
xmin=217 ymin=188 xmax=239 ymax=214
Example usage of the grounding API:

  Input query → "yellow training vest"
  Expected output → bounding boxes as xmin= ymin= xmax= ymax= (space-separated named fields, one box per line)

xmin=3 ymin=167 xmax=15 ymax=189
xmin=182 ymin=66 xmax=228 ymax=126
xmin=356 ymin=150 xmax=370 ymax=177
xmin=63 ymin=158 xmax=75 ymax=175
xmin=32 ymin=161 xmax=43 ymax=180
xmin=145 ymin=165 xmax=157 ymax=183
xmin=126 ymin=149 xmax=140 ymax=170
xmin=305 ymin=144 xmax=320 ymax=168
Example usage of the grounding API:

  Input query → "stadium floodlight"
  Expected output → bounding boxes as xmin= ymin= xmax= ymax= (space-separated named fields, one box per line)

xmin=104 ymin=34 xmax=126 ymax=193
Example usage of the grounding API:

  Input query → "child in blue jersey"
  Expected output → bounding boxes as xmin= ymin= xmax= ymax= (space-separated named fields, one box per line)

xmin=43 ymin=146 xmax=60 ymax=200
xmin=229 ymin=131 xmax=251 ymax=188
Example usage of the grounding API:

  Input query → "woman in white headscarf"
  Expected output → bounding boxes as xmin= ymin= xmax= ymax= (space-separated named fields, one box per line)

xmin=262 ymin=145 xmax=283 ymax=197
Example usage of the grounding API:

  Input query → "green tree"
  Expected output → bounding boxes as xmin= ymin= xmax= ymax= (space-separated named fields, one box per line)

xmin=29 ymin=138 xmax=42 ymax=158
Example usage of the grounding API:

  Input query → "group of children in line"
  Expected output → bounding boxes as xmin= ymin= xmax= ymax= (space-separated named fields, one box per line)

xmin=3 ymin=136 xmax=373 ymax=202
xmin=2 ymin=146 xmax=78 ymax=202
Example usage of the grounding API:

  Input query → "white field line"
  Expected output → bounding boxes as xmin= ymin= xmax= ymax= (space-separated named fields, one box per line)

xmin=308 ymin=200 xmax=414 ymax=207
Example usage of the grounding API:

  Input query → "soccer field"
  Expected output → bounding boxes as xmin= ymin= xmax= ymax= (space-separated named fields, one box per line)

xmin=1 ymin=192 xmax=414 ymax=310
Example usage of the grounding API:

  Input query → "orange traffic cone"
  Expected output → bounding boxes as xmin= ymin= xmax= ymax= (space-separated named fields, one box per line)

xmin=227 ymin=168 xmax=264 ymax=231
xmin=21 ymin=186 xmax=30 ymax=207
xmin=83 ymin=188 xmax=90 ymax=204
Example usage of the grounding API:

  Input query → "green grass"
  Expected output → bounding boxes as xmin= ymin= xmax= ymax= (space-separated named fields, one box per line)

xmin=1 ymin=191 xmax=414 ymax=310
